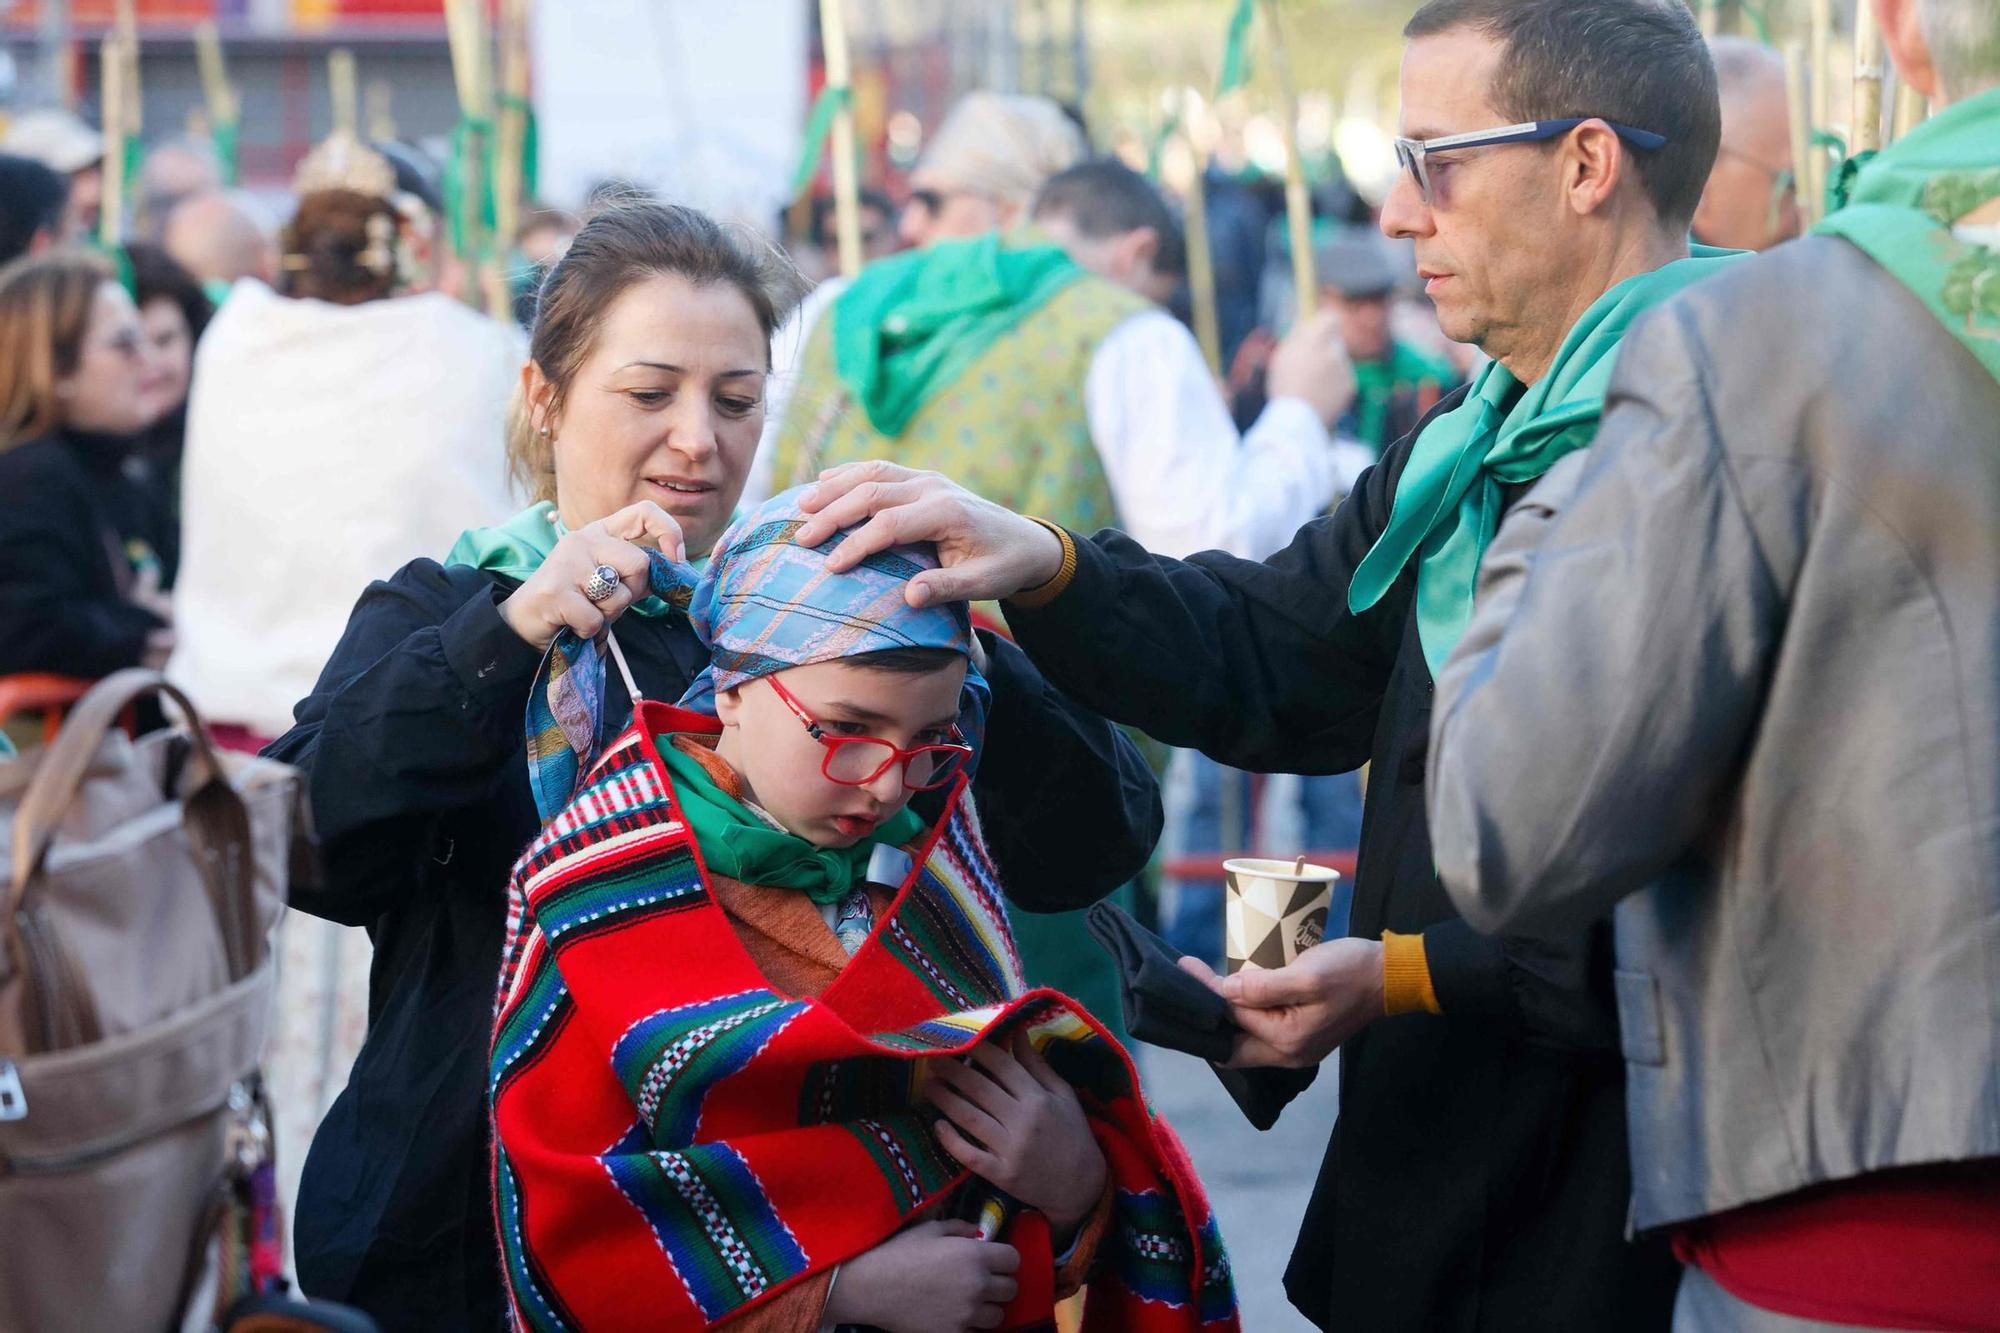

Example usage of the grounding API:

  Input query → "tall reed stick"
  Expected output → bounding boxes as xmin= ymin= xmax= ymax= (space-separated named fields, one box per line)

xmin=98 ymin=34 xmax=125 ymax=247
xmin=1850 ymin=1 xmax=1886 ymax=155
xmin=1783 ymin=40 xmax=1814 ymax=223
xmin=1181 ymin=92 xmax=1223 ymax=378
xmin=1261 ymin=0 xmax=1317 ymax=324
xmin=818 ymin=0 xmax=864 ymax=278
xmin=329 ymin=48 xmax=358 ymax=138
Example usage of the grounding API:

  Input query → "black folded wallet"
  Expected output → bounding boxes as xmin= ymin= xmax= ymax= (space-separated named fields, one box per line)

xmin=1085 ymin=901 xmax=1240 ymax=1065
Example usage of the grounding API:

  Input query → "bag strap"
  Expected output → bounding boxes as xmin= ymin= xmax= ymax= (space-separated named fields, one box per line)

xmin=6 ymin=670 xmax=261 ymax=1032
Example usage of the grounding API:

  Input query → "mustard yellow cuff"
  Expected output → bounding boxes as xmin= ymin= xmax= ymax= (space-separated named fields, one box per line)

xmin=1382 ymin=930 xmax=1442 ymax=1016
xmin=1007 ymin=518 xmax=1079 ymax=610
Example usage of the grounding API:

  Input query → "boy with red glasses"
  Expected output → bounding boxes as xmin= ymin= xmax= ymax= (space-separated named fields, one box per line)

xmin=489 ymin=489 xmax=1234 ymax=1333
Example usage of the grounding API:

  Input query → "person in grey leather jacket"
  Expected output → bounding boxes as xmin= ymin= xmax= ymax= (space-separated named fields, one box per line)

xmin=1428 ymin=2 xmax=2000 ymax=1327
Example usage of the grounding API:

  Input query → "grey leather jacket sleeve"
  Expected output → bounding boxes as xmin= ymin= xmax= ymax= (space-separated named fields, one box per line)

xmin=1427 ymin=306 xmax=1784 ymax=941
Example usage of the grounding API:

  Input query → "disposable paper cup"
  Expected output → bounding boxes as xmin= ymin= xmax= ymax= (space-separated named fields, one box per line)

xmin=1223 ymin=858 xmax=1340 ymax=974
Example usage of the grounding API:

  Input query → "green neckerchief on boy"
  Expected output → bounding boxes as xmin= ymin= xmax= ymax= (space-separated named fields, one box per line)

xmin=831 ymin=230 xmax=1085 ymax=437
xmin=1347 ymin=247 xmax=1742 ymax=675
xmin=447 ymin=501 xmax=677 ymax=617
xmin=657 ymin=735 xmax=925 ymax=906
xmin=1816 ymin=86 xmax=2000 ymax=388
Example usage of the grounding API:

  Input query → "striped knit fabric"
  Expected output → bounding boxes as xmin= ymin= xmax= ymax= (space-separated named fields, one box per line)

xmin=490 ymin=701 xmax=1238 ymax=1332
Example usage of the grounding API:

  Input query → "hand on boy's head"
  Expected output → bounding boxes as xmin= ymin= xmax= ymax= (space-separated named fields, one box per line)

xmin=924 ymin=1034 xmax=1108 ymax=1235
xmin=797 ymin=461 xmax=1065 ymax=607
xmin=823 ymin=1219 xmax=1019 ymax=1332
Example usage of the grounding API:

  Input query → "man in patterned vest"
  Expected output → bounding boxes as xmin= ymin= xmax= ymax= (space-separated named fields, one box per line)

xmin=766 ymin=171 xmax=1356 ymax=566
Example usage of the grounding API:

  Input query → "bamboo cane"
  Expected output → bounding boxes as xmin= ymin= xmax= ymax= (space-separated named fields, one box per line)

xmin=194 ymin=21 xmax=237 ymax=127
xmin=1893 ymin=82 xmax=1928 ymax=139
xmin=109 ymin=0 xmax=142 ymax=230
xmin=367 ymin=78 xmax=398 ymax=143
xmin=193 ymin=20 xmax=239 ymax=187
xmin=98 ymin=34 xmax=124 ymax=247
xmin=1851 ymin=1 xmax=1886 ymax=155
xmin=329 ymin=48 xmax=358 ymax=139
xmin=442 ymin=0 xmax=498 ymax=311
xmin=495 ymin=0 xmax=532 ymax=255
xmin=1783 ymin=39 xmax=1813 ymax=226
xmin=114 ymin=13 xmax=143 ymax=230
xmin=1181 ymin=92 xmax=1224 ymax=379
xmin=1260 ymin=0 xmax=1316 ymax=325
xmin=1806 ymin=0 xmax=1831 ymax=222
xmin=819 ymin=0 xmax=864 ymax=278
xmin=110 ymin=0 xmax=139 ymax=178
xmin=441 ymin=0 xmax=483 ymax=115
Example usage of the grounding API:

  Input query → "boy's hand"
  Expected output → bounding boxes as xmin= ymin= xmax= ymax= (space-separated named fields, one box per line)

xmin=823 ymin=1220 xmax=1019 ymax=1332
xmin=925 ymin=1035 xmax=1108 ymax=1234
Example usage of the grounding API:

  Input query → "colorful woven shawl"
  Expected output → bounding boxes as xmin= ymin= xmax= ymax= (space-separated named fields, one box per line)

xmin=489 ymin=705 xmax=1238 ymax=1331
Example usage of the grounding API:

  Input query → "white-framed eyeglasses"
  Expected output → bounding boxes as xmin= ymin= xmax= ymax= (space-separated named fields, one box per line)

xmin=1394 ymin=118 xmax=1670 ymax=204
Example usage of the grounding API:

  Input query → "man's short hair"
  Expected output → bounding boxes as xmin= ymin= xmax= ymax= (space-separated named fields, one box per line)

xmin=1031 ymin=159 xmax=1188 ymax=279
xmin=1919 ymin=0 xmax=2000 ymax=100
xmin=1404 ymin=0 xmax=1721 ymax=230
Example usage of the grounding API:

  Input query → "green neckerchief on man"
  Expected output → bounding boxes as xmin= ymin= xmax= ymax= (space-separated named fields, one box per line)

xmin=1817 ymin=86 xmax=2000 ymax=388
xmin=1348 ymin=246 xmax=1742 ymax=675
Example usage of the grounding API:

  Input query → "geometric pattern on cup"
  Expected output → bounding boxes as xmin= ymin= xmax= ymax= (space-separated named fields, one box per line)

xmin=1225 ymin=875 xmax=1332 ymax=973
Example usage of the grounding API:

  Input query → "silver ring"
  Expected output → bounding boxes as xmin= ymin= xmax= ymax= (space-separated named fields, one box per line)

xmin=582 ymin=564 xmax=621 ymax=603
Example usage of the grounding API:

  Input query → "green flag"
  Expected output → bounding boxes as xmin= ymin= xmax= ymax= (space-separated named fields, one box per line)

xmin=499 ymin=93 xmax=539 ymax=204
xmin=1217 ymin=0 xmax=1256 ymax=97
xmin=788 ymin=83 xmax=853 ymax=200
xmin=443 ymin=113 xmax=498 ymax=260
xmin=212 ymin=119 xmax=240 ymax=188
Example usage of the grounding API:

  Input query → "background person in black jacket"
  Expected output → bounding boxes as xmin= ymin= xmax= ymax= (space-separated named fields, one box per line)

xmin=791 ymin=1 xmax=1727 ymax=1327
xmin=268 ymin=201 xmax=1162 ymax=1333
xmin=0 ymin=250 xmax=174 ymax=682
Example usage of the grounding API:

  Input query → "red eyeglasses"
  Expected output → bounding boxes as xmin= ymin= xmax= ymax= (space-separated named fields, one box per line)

xmin=765 ymin=675 xmax=973 ymax=791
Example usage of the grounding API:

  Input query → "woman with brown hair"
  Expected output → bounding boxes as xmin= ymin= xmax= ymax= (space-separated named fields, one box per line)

xmin=265 ymin=199 xmax=1159 ymax=1332
xmin=0 ymin=251 xmax=172 ymax=678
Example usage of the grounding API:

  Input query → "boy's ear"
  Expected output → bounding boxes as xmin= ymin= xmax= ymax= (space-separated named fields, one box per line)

xmin=713 ymin=684 xmax=745 ymax=726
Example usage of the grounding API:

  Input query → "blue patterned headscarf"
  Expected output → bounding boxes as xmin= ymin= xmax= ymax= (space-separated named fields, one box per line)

xmin=525 ymin=487 xmax=989 ymax=823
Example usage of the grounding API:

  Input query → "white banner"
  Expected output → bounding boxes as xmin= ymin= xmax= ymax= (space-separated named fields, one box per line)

xmin=532 ymin=0 xmax=807 ymax=229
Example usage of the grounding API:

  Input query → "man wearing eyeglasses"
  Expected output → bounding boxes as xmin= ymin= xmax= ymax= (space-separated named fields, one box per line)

xmin=790 ymin=1 xmax=1729 ymax=1328
xmin=1693 ymin=37 xmax=1805 ymax=252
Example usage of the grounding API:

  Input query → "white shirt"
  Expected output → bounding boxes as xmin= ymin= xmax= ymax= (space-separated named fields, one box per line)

xmin=168 ymin=281 xmax=525 ymax=736
xmin=751 ymin=287 xmax=1365 ymax=562
xmin=1085 ymin=308 xmax=1366 ymax=560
